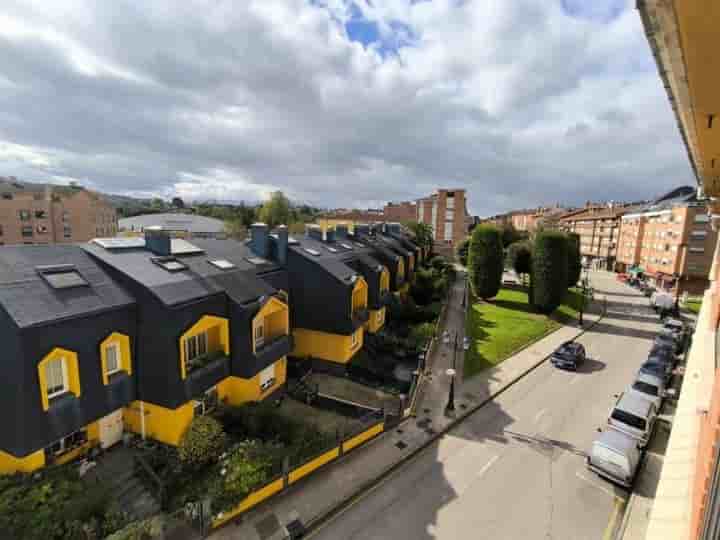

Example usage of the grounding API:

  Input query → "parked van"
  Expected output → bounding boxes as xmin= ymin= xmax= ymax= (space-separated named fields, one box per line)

xmin=607 ymin=392 xmax=658 ymax=448
xmin=587 ymin=428 xmax=642 ymax=487
xmin=628 ymin=372 xmax=666 ymax=409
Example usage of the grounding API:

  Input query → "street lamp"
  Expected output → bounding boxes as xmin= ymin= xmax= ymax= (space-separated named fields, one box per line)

xmin=446 ymin=368 xmax=456 ymax=413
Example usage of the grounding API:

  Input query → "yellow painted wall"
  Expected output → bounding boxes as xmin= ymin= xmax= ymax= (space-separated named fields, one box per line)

xmin=292 ymin=327 xmax=363 ymax=364
xmin=380 ymin=268 xmax=390 ymax=293
xmin=289 ymin=447 xmax=339 ymax=484
xmin=212 ymin=478 xmax=284 ymax=528
xmin=253 ymin=296 xmax=290 ymax=352
xmin=217 ymin=357 xmax=287 ymax=406
xmin=342 ymin=423 xmax=384 ymax=453
xmin=0 ymin=449 xmax=45 ymax=474
xmin=124 ymin=401 xmax=194 ymax=446
xmin=367 ymin=307 xmax=386 ymax=334
xmin=100 ymin=332 xmax=132 ymax=385
xmin=38 ymin=347 xmax=81 ymax=411
xmin=351 ymin=277 xmax=368 ymax=314
xmin=55 ymin=421 xmax=99 ymax=466
xmin=179 ymin=315 xmax=230 ymax=379
xmin=397 ymin=258 xmax=405 ymax=283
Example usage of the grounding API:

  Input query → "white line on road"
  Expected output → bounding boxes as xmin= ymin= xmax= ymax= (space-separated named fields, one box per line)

xmin=477 ymin=455 xmax=499 ymax=477
xmin=534 ymin=408 xmax=547 ymax=423
xmin=576 ymin=471 xmax=619 ymax=498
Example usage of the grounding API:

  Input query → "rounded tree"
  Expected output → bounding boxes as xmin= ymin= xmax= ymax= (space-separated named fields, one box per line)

xmin=178 ymin=416 xmax=226 ymax=468
xmin=566 ymin=233 xmax=582 ymax=287
xmin=507 ymin=241 xmax=532 ymax=282
xmin=468 ymin=224 xmax=504 ymax=300
xmin=531 ymin=231 xmax=569 ymax=313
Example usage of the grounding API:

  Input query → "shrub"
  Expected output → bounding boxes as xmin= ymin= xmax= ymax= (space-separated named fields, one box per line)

xmin=178 ymin=416 xmax=226 ymax=468
xmin=507 ymin=241 xmax=532 ymax=280
xmin=408 ymin=322 xmax=434 ymax=349
xmin=468 ymin=225 xmax=503 ymax=299
xmin=531 ymin=231 xmax=569 ymax=314
xmin=410 ymin=268 xmax=436 ymax=305
xmin=566 ymin=233 xmax=582 ymax=287
xmin=457 ymin=238 xmax=470 ymax=266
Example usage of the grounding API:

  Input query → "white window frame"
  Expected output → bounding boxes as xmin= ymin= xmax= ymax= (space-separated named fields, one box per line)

xmin=254 ymin=321 xmax=265 ymax=349
xmin=184 ymin=332 xmax=208 ymax=364
xmin=105 ymin=342 xmax=121 ymax=376
xmin=259 ymin=364 xmax=276 ymax=392
xmin=46 ymin=357 xmax=68 ymax=400
xmin=376 ymin=310 xmax=384 ymax=325
xmin=351 ymin=330 xmax=359 ymax=348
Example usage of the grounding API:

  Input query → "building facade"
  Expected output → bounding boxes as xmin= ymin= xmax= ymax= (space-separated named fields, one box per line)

xmin=383 ymin=201 xmax=417 ymax=223
xmin=0 ymin=178 xmax=117 ymax=245
xmin=560 ymin=206 xmax=630 ymax=270
xmin=416 ymin=189 xmax=469 ymax=256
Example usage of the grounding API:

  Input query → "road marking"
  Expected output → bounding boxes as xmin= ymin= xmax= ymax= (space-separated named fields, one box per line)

xmin=534 ymin=408 xmax=547 ymax=423
xmin=575 ymin=471 xmax=618 ymax=498
xmin=602 ymin=496 xmax=627 ymax=540
xmin=476 ymin=455 xmax=499 ymax=477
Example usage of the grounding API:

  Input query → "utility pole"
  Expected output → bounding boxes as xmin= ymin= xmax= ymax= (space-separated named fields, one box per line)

xmin=446 ymin=333 xmax=457 ymax=414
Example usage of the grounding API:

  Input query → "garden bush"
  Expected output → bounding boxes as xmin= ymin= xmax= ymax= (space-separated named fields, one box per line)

xmin=178 ymin=416 xmax=226 ymax=468
xmin=531 ymin=231 xmax=569 ymax=314
xmin=566 ymin=233 xmax=582 ymax=287
xmin=468 ymin=225 xmax=503 ymax=299
xmin=507 ymin=241 xmax=531 ymax=282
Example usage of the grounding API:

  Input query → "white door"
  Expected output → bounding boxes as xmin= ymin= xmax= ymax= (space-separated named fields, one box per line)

xmin=99 ymin=410 xmax=124 ymax=449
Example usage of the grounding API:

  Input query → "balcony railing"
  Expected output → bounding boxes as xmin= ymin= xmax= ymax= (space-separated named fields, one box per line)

xmin=186 ymin=353 xmax=230 ymax=398
xmin=254 ymin=334 xmax=293 ymax=366
xmin=352 ymin=308 xmax=370 ymax=326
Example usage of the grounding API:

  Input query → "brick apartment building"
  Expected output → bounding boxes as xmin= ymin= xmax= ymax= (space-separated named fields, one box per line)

xmin=416 ymin=189 xmax=469 ymax=256
xmin=616 ymin=187 xmax=715 ymax=295
xmin=0 ymin=177 xmax=117 ymax=245
xmin=383 ymin=201 xmax=417 ymax=223
xmin=560 ymin=204 xmax=634 ymax=270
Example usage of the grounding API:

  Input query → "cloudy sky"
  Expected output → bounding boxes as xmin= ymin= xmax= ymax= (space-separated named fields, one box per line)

xmin=0 ymin=0 xmax=693 ymax=216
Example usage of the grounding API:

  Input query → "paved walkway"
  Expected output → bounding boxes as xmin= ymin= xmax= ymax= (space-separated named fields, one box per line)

xmin=210 ymin=276 xmax=604 ymax=539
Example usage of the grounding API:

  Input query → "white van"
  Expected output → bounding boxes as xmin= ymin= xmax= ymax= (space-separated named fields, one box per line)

xmin=608 ymin=392 xmax=658 ymax=448
xmin=587 ymin=428 xmax=641 ymax=487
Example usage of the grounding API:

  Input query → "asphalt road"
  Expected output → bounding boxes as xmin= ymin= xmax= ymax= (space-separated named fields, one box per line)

xmin=309 ymin=272 xmax=661 ymax=540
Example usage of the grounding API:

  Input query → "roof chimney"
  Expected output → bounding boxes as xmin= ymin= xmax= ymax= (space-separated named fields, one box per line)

xmin=276 ymin=225 xmax=288 ymax=265
xmin=326 ymin=228 xmax=336 ymax=243
xmin=145 ymin=227 xmax=172 ymax=256
xmin=251 ymin=223 xmax=269 ymax=258
xmin=336 ymin=224 xmax=348 ymax=239
xmin=306 ymin=224 xmax=323 ymax=241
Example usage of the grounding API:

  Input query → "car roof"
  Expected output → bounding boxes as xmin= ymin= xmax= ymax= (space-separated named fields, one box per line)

xmin=594 ymin=428 xmax=638 ymax=453
xmin=664 ymin=318 xmax=683 ymax=327
xmin=634 ymin=371 xmax=664 ymax=387
xmin=616 ymin=392 xmax=654 ymax=417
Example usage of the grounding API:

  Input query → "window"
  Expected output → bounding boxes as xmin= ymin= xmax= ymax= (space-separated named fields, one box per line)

xmin=45 ymin=357 xmax=68 ymax=399
xmin=47 ymin=430 xmax=87 ymax=456
xmin=104 ymin=343 xmax=121 ymax=376
xmin=209 ymin=259 xmax=235 ymax=270
xmin=444 ymin=224 xmax=453 ymax=241
xmin=34 ymin=210 xmax=47 ymax=219
xmin=18 ymin=210 xmax=31 ymax=221
xmin=695 ymin=214 xmax=710 ymax=223
xmin=351 ymin=330 xmax=359 ymax=348
xmin=445 ymin=210 xmax=454 ymax=221
xmin=21 ymin=225 xmax=33 ymax=237
xmin=376 ymin=310 xmax=384 ymax=325
xmin=64 ymin=225 xmax=72 ymax=238
xmin=62 ymin=211 xmax=70 ymax=222
xmin=41 ymin=269 xmax=88 ymax=289
xmin=184 ymin=332 xmax=208 ymax=366
xmin=259 ymin=364 xmax=276 ymax=392
xmin=36 ymin=224 xmax=48 ymax=234
xmin=691 ymin=230 xmax=708 ymax=239
xmin=254 ymin=322 xmax=265 ymax=349
xmin=690 ymin=247 xmax=705 ymax=253
xmin=1 ymin=193 xmax=12 ymax=200
xmin=446 ymin=197 xmax=455 ymax=209
xmin=611 ymin=409 xmax=646 ymax=431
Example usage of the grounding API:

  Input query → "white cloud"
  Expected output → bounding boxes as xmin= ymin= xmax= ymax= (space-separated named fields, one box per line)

xmin=0 ymin=0 xmax=692 ymax=215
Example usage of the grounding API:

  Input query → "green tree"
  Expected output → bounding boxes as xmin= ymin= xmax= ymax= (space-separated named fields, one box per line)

xmin=468 ymin=225 xmax=504 ymax=300
xmin=566 ymin=233 xmax=582 ymax=287
xmin=410 ymin=267 xmax=436 ymax=305
xmin=178 ymin=416 xmax=226 ymax=468
xmin=500 ymin=224 xmax=522 ymax=247
xmin=531 ymin=231 xmax=569 ymax=313
xmin=507 ymin=241 xmax=532 ymax=283
xmin=408 ymin=322 xmax=435 ymax=349
xmin=171 ymin=197 xmax=185 ymax=208
xmin=403 ymin=221 xmax=434 ymax=254
xmin=457 ymin=238 xmax=470 ymax=266
xmin=258 ymin=191 xmax=292 ymax=227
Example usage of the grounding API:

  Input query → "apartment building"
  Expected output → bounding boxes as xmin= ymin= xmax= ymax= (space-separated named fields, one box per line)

xmin=510 ymin=209 xmax=538 ymax=232
xmin=416 ymin=189 xmax=469 ymax=256
xmin=383 ymin=201 xmax=417 ymax=223
xmin=0 ymin=178 xmax=117 ymax=245
xmin=560 ymin=206 xmax=631 ymax=270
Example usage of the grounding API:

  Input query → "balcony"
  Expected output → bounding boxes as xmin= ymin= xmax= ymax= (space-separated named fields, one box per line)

xmin=253 ymin=334 xmax=293 ymax=366
xmin=185 ymin=352 xmax=230 ymax=398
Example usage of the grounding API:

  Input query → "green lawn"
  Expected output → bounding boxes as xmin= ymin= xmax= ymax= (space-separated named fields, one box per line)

xmin=464 ymin=287 xmax=584 ymax=378
xmin=682 ymin=299 xmax=702 ymax=314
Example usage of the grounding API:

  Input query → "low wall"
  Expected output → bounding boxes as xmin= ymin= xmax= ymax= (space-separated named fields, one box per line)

xmin=211 ymin=420 xmax=385 ymax=529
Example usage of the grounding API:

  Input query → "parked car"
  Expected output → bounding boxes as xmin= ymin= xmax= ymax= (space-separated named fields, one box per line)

xmin=643 ymin=286 xmax=656 ymax=298
xmin=607 ymin=391 xmax=659 ymax=448
xmin=550 ymin=341 xmax=586 ymax=370
xmin=628 ymin=372 xmax=666 ymax=409
xmin=651 ymin=291 xmax=674 ymax=312
xmin=663 ymin=318 xmax=686 ymax=344
xmin=655 ymin=330 xmax=683 ymax=354
xmin=639 ymin=357 xmax=674 ymax=384
xmin=587 ymin=428 xmax=642 ymax=488
xmin=462 ymin=336 xmax=470 ymax=351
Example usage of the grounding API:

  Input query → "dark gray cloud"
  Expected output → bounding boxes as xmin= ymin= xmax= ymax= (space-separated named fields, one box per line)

xmin=0 ymin=0 xmax=693 ymax=215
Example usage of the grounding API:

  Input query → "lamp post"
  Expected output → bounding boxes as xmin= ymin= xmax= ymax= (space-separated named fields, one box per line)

xmin=446 ymin=368 xmax=456 ymax=413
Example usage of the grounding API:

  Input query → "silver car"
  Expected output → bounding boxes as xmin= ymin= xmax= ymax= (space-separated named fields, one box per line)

xmin=587 ymin=428 xmax=642 ymax=488
xmin=627 ymin=372 xmax=665 ymax=409
xmin=607 ymin=391 xmax=658 ymax=448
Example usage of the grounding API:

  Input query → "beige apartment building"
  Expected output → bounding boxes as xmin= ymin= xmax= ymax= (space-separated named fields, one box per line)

xmin=560 ymin=206 xmax=630 ymax=270
xmin=0 ymin=178 xmax=117 ymax=246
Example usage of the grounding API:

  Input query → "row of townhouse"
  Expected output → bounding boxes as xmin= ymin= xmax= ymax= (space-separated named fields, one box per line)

xmin=0 ymin=222 xmax=422 ymax=474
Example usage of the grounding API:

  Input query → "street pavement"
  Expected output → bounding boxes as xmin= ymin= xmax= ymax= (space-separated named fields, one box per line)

xmin=309 ymin=271 xmax=661 ymax=540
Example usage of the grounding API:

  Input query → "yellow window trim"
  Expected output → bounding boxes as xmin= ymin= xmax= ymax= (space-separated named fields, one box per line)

xmin=351 ymin=277 xmax=368 ymax=317
xmin=380 ymin=267 xmax=390 ymax=293
xmin=252 ymin=296 xmax=289 ymax=353
xmin=100 ymin=332 xmax=132 ymax=385
xmin=38 ymin=348 xmax=80 ymax=412
xmin=179 ymin=315 xmax=230 ymax=380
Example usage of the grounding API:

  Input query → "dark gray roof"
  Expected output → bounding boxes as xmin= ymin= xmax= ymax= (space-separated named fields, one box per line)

xmin=0 ymin=245 xmax=135 ymax=328
xmin=119 ymin=213 xmax=226 ymax=234
xmin=82 ymin=238 xmax=276 ymax=307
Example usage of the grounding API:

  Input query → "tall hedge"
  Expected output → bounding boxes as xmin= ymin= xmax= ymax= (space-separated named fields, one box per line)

xmin=566 ymin=233 xmax=582 ymax=287
xmin=468 ymin=224 xmax=504 ymax=299
xmin=531 ymin=231 xmax=569 ymax=314
xmin=507 ymin=241 xmax=532 ymax=279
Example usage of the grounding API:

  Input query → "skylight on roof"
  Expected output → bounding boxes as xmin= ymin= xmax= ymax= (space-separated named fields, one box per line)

xmin=288 ymin=237 xmax=299 ymax=245
xmin=340 ymin=243 xmax=353 ymax=250
xmin=354 ymin=242 xmax=364 ymax=248
xmin=171 ymin=239 xmax=204 ymax=255
xmin=246 ymin=257 xmax=268 ymax=265
xmin=304 ymin=248 xmax=321 ymax=256
xmin=151 ymin=257 xmax=187 ymax=272
xmin=209 ymin=259 xmax=235 ymax=270
xmin=37 ymin=265 xmax=89 ymax=289
xmin=93 ymin=237 xmax=146 ymax=250
xmin=325 ymin=246 xmax=338 ymax=253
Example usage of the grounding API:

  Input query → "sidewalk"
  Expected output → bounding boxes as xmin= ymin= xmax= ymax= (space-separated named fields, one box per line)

xmin=210 ymin=279 xmax=603 ymax=539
